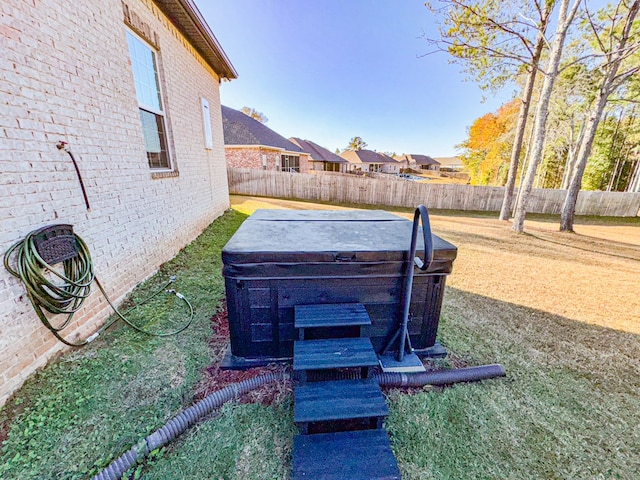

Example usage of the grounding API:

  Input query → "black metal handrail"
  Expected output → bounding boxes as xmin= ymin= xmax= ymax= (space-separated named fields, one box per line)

xmin=382 ymin=204 xmax=433 ymax=361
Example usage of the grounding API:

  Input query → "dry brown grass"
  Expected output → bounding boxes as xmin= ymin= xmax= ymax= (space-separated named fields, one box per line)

xmin=231 ymin=194 xmax=640 ymax=335
xmin=428 ymin=215 xmax=640 ymax=335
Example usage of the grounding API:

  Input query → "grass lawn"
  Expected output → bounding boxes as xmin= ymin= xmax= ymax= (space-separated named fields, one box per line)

xmin=1 ymin=197 xmax=639 ymax=479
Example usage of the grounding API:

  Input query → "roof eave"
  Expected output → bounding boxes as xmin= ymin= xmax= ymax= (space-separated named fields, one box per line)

xmin=224 ymin=144 xmax=305 ymax=155
xmin=153 ymin=0 xmax=238 ymax=79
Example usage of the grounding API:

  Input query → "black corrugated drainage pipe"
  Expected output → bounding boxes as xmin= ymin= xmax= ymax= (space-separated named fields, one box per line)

xmin=92 ymin=364 xmax=505 ymax=480
xmin=91 ymin=372 xmax=288 ymax=480
xmin=377 ymin=364 xmax=506 ymax=388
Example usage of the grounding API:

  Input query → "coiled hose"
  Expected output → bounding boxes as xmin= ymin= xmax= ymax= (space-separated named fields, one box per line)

xmin=4 ymin=228 xmax=193 ymax=346
xmin=92 ymin=364 xmax=505 ymax=480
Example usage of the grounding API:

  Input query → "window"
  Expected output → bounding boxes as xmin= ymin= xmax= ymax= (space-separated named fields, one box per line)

xmin=325 ymin=162 xmax=340 ymax=172
xmin=126 ymin=30 xmax=171 ymax=169
xmin=280 ymin=154 xmax=300 ymax=172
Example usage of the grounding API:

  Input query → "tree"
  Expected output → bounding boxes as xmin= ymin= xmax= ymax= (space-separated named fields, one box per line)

xmin=537 ymin=61 xmax=595 ymax=189
xmin=240 ymin=106 xmax=268 ymax=123
xmin=425 ymin=0 xmax=556 ymax=220
xmin=499 ymin=20 xmax=550 ymax=220
xmin=459 ymin=100 xmax=519 ymax=185
xmin=583 ymin=106 xmax=640 ymax=191
xmin=346 ymin=137 xmax=368 ymax=151
xmin=560 ymin=0 xmax=640 ymax=231
xmin=512 ymin=0 xmax=582 ymax=233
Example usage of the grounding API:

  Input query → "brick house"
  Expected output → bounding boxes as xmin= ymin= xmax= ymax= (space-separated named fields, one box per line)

xmin=222 ymin=105 xmax=310 ymax=173
xmin=394 ymin=154 xmax=441 ymax=172
xmin=289 ymin=138 xmax=348 ymax=172
xmin=0 ymin=0 xmax=236 ymax=405
xmin=340 ymin=150 xmax=401 ymax=174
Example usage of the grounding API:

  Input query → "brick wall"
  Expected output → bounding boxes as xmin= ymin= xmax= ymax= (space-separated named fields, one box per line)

xmin=0 ymin=0 xmax=231 ymax=405
xmin=225 ymin=146 xmax=311 ymax=173
xmin=224 ymin=147 xmax=281 ymax=170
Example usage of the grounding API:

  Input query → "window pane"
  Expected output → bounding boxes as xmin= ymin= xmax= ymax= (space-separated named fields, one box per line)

xmin=281 ymin=155 xmax=300 ymax=172
xmin=139 ymin=109 xmax=169 ymax=169
xmin=126 ymin=31 xmax=162 ymax=111
xmin=140 ymin=109 xmax=161 ymax=152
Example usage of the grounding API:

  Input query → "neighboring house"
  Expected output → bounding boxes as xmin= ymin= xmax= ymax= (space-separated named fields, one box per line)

xmin=0 ymin=0 xmax=236 ymax=405
xmin=340 ymin=150 xmax=401 ymax=174
xmin=289 ymin=138 xmax=348 ymax=172
xmin=394 ymin=154 xmax=441 ymax=172
xmin=434 ymin=156 xmax=464 ymax=172
xmin=222 ymin=106 xmax=310 ymax=173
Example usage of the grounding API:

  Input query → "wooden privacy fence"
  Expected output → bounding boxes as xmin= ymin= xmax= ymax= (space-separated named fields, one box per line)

xmin=227 ymin=168 xmax=640 ymax=217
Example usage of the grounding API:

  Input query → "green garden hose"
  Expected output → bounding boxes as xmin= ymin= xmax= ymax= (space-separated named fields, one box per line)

xmin=4 ymin=228 xmax=193 ymax=347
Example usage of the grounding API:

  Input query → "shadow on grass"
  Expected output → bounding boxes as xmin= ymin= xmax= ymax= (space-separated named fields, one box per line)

xmin=435 ymin=224 xmax=640 ymax=271
xmin=387 ymin=287 xmax=640 ymax=480
xmin=99 ymin=285 xmax=640 ymax=480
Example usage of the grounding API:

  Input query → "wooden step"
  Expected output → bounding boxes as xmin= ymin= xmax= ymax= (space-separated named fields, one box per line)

xmin=294 ymin=378 xmax=388 ymax=425
xmin=292 ymin=429 xmax=401 ymax=480
xmin=295 ymin=303 xmax=371 ymax=329
xmin=293 ymin=338 xmax=378 ymax=372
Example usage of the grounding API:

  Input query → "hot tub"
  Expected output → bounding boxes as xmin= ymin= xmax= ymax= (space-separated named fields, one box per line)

xmin=221 ymin=209 xmax=457 ymax=367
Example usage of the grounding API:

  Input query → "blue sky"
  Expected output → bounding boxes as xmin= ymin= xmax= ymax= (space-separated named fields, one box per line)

xmin=198 ymin=0 xmax=513 ymax=157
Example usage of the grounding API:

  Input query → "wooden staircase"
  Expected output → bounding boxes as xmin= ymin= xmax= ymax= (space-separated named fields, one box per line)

xmin=292 ymin=304 xmax=401 ymax=479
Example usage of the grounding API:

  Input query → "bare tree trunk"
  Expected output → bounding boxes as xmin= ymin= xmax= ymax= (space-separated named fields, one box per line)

xmin=628 ymin=159 xmax=640 ymax=192
xmin=614 ymin=160 xmax=627 ymax=190
xmin=513 ymin=0 xmax=581 ymax=233
xmin=561 ymin=118 xmax=585 ymax=189
xmin=560 ymin=96 xmax=608 ymax=230
xmin=499 ymin=10 xmax=551 ymax=220
xmin=560 ymin=0 xmax=640 ymax=231
xmin=606 ymin=109 xmax=625 ymax=191
xmin=607 ymin=159 xmax=621 ymax=191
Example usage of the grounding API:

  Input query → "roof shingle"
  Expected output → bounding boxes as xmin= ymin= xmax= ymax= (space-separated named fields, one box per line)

xmin=221 ymin=106 xmax=302 ymax=152
xmin=394 ymin=154 xmax=440 ymax=166
xmin=340 ymin=150 xmax=399 ymax=164
xmin=290 ymin=138 xmax=347 ymax=163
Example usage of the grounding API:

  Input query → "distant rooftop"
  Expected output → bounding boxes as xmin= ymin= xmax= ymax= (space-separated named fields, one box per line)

xmin=340 ymin=150 xmax=399 ymax=164
xmin=394 ymin=154 xmax=440 ymax=166
xmin=221 ymin=106 xmax=302 ymax=152
xmin=290 ymin=138 xmax=347 ymax=163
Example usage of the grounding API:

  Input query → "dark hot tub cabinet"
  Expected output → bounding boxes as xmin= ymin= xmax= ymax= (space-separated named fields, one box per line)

xmin=221 ymin=209 xmax=457 ymax=368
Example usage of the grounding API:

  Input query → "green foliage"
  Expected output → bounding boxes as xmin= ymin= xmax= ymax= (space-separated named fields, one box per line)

xmin=0 ymin=210 xmax=247 ymax=479
xmin=583 ymin=109 xmax=640 ymax=190
xmin=427 ymin=0 xmax=550 ymax=91
xmin=346 ymin=136 xmax=368 ymax=151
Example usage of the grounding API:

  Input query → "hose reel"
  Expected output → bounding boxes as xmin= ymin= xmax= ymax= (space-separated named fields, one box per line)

xmin=4 ymin=224 xmax=193 ymax=347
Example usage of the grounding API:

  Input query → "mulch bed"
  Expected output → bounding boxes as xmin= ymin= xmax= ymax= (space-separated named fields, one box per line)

xmin=194 ymin=302 xmax=292 ymax=406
